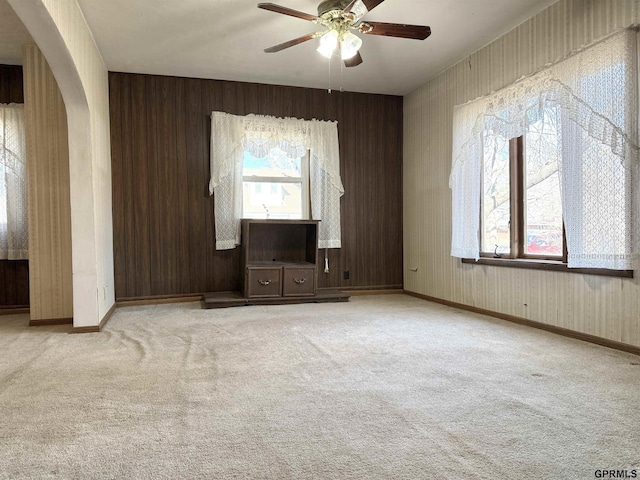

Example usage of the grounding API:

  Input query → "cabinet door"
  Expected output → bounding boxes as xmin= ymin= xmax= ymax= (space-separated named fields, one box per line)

xmin=282 ymin=267 xmax=316 ymax=297
xmin=246 ymin=267 xmax=282 ymax=298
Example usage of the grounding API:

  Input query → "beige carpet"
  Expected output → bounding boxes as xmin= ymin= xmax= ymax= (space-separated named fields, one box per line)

xmin=1 ymin=294 xmax=639 ymax=479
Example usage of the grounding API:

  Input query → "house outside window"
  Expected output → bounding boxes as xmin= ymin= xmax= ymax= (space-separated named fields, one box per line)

xmin=242 ymin=149 xmax=310 ymax=220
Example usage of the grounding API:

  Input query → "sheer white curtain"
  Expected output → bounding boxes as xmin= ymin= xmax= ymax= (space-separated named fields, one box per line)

xmin=210 ymin=112 xmax=344 ymax=250
xmin=450 ymin=29 xmax=639 ymax=270
xmin=0 ymin=103 xmax=28 ymax=260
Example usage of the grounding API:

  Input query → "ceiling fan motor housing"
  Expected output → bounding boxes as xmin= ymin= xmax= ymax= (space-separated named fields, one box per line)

xmin=317 ymin=0 xmax=352 ymax=18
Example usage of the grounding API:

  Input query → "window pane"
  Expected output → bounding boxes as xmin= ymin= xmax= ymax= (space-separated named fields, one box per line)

xmin=524 ymin=109 xmax=563 ymax=256
xmin=482 ymin=133 xmax=511 ymax=254
xmin=243 ymin=150 xmax=301 ymax=178
xmin=243 ymin=181 xmax=303 ymax=219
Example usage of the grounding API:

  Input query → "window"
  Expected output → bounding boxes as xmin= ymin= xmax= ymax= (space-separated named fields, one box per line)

xmin=210 ymin=112 xmax=343 ymax=250
xmin=242 ymin=149 xmax=310 ymax=219
xmin=451 ymin=29 xmax=639 ymax=272
xmin=481 ymin=108 xmax=564 ymax=260
xmin=0 ymin=103 xmax=28 ymax=260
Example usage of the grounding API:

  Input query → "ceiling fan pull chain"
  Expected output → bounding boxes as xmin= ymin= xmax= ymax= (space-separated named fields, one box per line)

xmin=328 ymin=53 xmax=332 ymax=93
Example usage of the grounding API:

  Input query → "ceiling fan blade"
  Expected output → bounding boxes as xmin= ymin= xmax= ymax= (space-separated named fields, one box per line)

xmin=264 ymin=33 xmax=317 ymax=53
xmin=257 ymin=3 xmax=319 ymax=22
xmin=361 ymin=22 xmax=431 ymax=40
xmin=344 ymin=52 xmax=363 ymax=68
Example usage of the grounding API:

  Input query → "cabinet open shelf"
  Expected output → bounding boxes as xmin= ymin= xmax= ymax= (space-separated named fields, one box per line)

xmin=243 ymin=220 xmax=318 ymax=265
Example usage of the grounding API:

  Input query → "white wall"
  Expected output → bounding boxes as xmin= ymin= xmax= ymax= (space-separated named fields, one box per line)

xmin=8 ymin=0 xmax=114 ymax=327
xmin=404 ymin=0 xmax=640 ymax=348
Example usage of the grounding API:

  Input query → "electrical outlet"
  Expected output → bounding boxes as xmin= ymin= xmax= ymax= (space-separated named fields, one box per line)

xmin=343 ymin=270 xmax=350 ymax=280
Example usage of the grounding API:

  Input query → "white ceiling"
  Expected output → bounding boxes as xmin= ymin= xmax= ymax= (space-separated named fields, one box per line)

xmin=1 ymin=0 xmax=557 ymax=95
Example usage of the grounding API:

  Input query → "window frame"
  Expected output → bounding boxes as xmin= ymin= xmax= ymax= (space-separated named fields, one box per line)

xmin=481 ymin=135 xmax=565 ymax=262
xmin=242 ymin=150 xmax=310 ymax=220
xmin=474 ymin=136 xmax=632 ymax=278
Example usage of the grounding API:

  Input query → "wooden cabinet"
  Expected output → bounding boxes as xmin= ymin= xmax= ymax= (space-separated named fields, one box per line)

xmin=241 ymin=219 xmax=319 ymax=299
xmin=202 ymin=219 xmax=349 ymax=309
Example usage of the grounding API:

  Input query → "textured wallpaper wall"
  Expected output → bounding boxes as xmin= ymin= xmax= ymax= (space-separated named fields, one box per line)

xmin=404 ymin=0 xmax=640 ymax=348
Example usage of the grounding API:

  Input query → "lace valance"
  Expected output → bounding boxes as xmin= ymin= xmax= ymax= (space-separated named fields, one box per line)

xmin=452 ymin=29 xmax=639 ymax=186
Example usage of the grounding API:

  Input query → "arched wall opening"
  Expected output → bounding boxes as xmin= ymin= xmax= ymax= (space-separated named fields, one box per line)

xmin=8 ymin=0 xmax=115 ymax=329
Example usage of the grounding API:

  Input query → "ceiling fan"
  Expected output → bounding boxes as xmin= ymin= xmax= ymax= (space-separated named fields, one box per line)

xmin=257 ymin=0 xmax=431 ymax=67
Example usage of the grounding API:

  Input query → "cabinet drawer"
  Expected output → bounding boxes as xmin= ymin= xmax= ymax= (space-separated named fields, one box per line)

xmin=246 ymin=268 xmax=281 ymax=298
xmin=283 ymin=267 xmax=316 ymax=297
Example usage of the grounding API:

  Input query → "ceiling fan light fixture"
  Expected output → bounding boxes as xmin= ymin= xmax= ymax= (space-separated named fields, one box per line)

xmin=259 ymin=1 xmax=432 ymax=68
xmin=317 ymin=29 xmax=339 ymax=58
xmin=340 ymin=31 xmax=363 ymax=60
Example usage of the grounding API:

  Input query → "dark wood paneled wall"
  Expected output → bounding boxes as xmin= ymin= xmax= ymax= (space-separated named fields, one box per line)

xmin=109 ymin=72 xmax=403 ymax=300
xmin=0 ymin=260 xmax=29 ymax=307
xmin=0 ymin=65 xmax=23 ymax=103
xmin=0 ymin=64 xmax=29 ymax=307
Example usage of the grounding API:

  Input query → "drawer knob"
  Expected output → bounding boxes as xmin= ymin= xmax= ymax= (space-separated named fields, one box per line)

xmin=293 ymin=278 xmax=306 ymax=285
xmin=258 ymin=280 xmax=271 ymax=286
